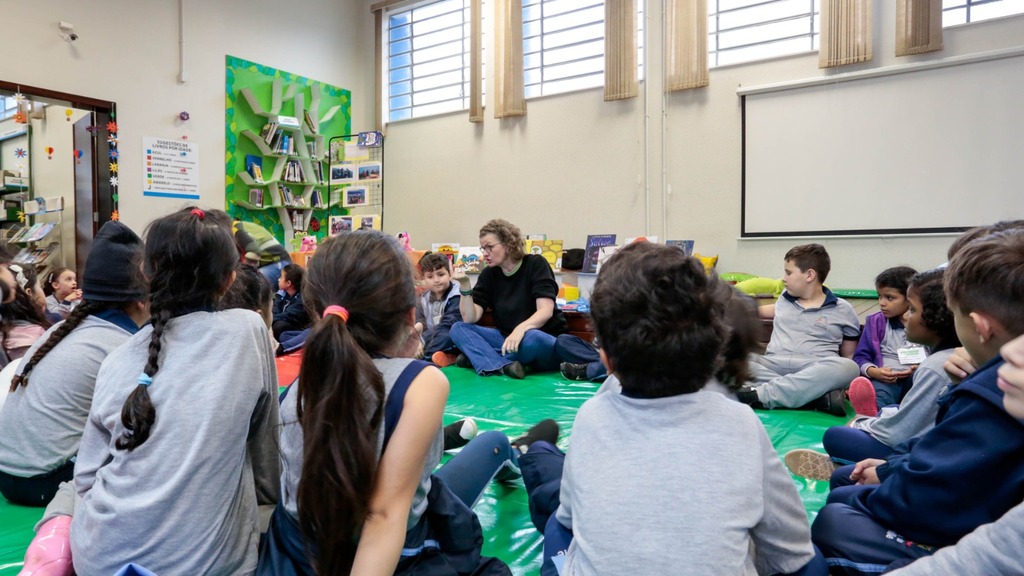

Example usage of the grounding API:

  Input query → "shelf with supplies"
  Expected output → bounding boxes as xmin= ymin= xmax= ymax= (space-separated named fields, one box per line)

xmin=2 ymin=197 xmax=65 ymax=268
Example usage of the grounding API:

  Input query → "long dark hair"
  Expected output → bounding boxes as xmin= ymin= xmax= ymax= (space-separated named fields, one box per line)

xmin=297 ymin=231 xmax=416 ymax=574
xmin=116 ymin=208 xmax=237 ymax=451
xmin=43 ymin=266 xmax=73 ymax=297
xmin=1 ymin=264 xmax=52 ymax=352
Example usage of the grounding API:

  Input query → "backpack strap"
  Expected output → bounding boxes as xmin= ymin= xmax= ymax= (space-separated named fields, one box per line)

xmin=382 ymin=360 xmax=432 ymax=451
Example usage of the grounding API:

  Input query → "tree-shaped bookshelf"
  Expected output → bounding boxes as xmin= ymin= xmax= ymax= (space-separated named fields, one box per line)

xmin=225 ymin=56 xmax=351 ymax=246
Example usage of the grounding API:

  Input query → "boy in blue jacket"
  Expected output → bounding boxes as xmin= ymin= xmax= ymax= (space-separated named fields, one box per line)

xmin=811 ymin=229 xmax=1024 ymax=575
xmin=272 ymin=263 xmax=310 ymax=339
xmin=415 ymin=253 xmax=463 ymax=366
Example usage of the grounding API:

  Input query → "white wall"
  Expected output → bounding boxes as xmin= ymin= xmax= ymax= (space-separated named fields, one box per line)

xmin=0 ymin=0 xmax=375 ymax=237
xmin=382 ymin=5 xmax=1024 ymax=288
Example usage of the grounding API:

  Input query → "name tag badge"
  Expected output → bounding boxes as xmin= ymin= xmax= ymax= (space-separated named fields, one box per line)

xmin=897 ymin=345 xmax=927 ymax=365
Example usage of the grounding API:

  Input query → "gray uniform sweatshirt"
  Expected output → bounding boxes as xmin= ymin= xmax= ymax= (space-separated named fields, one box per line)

xmin=0 ymin=316 xmax=134 ymax=476
xmin=556 ymin=388 xmax=814 ymax=576
xmin=279 ymin=357 xmax=442 ymax=531
xmin=888 ymin=498 xmax=1024 ymax=575
xmin=70 ymin=309 xmax=280 ymax=576
xmin=850 ymin=348 xmax=954 ymax=447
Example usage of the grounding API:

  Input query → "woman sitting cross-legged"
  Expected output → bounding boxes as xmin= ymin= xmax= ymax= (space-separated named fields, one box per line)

xmin=449 ymin=219 xmax=566 ymax=379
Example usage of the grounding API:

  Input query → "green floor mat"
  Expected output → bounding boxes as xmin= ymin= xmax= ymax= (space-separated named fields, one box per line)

xmin=0 ymin=368 xmax=843 ymax=575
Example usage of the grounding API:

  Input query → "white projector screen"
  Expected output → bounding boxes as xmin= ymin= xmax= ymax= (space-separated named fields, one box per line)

xmin=742 ymin=52 xmax=1024 ymax=237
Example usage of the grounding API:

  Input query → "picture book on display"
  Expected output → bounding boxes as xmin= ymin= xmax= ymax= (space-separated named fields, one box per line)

xmin=431 ymin=243 xmax=460 ymax=263
xmin=246 ymin=154 xmax=263 ymax=182
xmin=525 ymin=239 xmax=563 ymax=270
xmin=625 ymin=236 xmax=658 ymax=245
xmin=454 ymin=246 xmax=484 ymax=273
xmin=666 ymin=240 xmax=695 ymax=257
xmin=582 ymin=234 xmax=616 ymax=273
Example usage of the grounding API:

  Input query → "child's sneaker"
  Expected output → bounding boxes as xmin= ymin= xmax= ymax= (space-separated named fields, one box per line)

xmin=431 ymin=351 xmax=459 ymax=368
xmin=784 ymin=449 xmax=840 ymax=481
xmin=560 ymin=362 xmax=589 ymax=381
xmin=511 ymin=419 xmax=559 ymax=454
xmin=442 ymin=418 xmax=478 ymax=450
xmin=849 ymin=376 xmax=878 ymax=417
xmin=455 ymin=353 xmax=473 ymax=369
xmin=19 ymin=515 xmax=73 ymax=576
xmin=803 ymin=388 xmax=848 ymax=417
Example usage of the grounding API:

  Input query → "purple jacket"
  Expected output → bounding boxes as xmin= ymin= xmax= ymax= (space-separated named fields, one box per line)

xmin=852 ymin=311 xmax=902 ymax=375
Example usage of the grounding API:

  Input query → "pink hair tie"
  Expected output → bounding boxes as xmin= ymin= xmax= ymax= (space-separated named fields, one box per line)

xmin=190 ymin=208 xmax=205 ymax=219
xmin=323 ymin=305 xmax=349 ymax=324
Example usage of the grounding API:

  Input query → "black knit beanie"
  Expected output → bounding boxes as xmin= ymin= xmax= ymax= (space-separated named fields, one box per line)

xmin=81 ymin=221 xmax=146 ymax=302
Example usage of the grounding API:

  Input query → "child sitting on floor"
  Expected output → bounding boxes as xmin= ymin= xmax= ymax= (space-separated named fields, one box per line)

xmin=550 ymin=242 xmax=823 ymax=575
xmin=0 ymin=221 xmax=147 ymax=509
xmin=43 ymin=267 xmax=82 ymax=319
xmin=272 ymin=263 xmax=310 ymax=339
xmin=414 ymin=252 xmax=463 ymax=367
xmin=848 ymin=266 xmax=918 ymax=416
xmin=784 ymin=268 xmax=960 ymax=479
xmin=1 ymin=264 xmax=52 ymax=360
xmin=69 ymin=207 xmax=280 ymax=575
xmin=811 ymin=228 xmax=1024 ymax=575
xmin=738 ymin=243 xmax=861 ymax=416
xmin=259 ymin=230 xmax=542 ymax=575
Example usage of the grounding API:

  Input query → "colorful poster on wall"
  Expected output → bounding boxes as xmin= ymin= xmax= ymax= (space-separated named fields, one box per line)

xmin=142 ymin=136 xmax=200 ymax=200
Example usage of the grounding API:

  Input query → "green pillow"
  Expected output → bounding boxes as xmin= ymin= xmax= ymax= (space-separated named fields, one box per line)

xmin=735 ymin=277 xmax=785 ymax=298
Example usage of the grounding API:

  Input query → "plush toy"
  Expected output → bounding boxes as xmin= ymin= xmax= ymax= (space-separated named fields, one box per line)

xmin=300 ymin=235 xmax=318 ymax=253
xmin=397 ymin=231 xmax=413 ymax=251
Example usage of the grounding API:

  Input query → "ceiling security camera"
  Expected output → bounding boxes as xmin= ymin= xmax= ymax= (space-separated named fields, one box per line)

xmin=58 ymin=21 xmax=78 ymax=42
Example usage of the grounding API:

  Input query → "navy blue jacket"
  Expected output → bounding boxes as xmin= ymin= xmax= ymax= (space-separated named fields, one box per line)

xmin=272 ymin=291 xmax=310 ymax=338
xmin=854 ymin=354 xmax=1024 ymax=546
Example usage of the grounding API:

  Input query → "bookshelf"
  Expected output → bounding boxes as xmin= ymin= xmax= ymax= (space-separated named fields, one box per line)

xmin=225 ymin=56 xmax=351 ymax=247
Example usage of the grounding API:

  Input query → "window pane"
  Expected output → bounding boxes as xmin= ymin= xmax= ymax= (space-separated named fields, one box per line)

xmin=386 ymin=0 xmax=475 ymax=122
xmin=709 ymin=0 xmax=818 ymax=68
xmin=969 ymin=1 xmax=1024 ymax=22
xmin=942 ymin=0 xmax=1024 ymax=26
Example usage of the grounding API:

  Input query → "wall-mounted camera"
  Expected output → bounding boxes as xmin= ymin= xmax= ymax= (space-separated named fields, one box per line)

xmin=58 ymin=21 xmax=78 ymax=42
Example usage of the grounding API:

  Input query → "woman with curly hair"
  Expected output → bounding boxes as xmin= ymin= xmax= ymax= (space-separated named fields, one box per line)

xmin=448 ymin=219 xmax=566 ymax=379
xmin=785 ymin=268 xmax=961 ymax=480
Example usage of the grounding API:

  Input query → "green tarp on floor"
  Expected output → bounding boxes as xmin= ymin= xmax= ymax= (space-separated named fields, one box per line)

xmin=0 ymin=368 xmax=841 ymax=575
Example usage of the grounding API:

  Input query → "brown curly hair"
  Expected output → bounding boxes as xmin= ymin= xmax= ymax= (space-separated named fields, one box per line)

xmin=479 ymin=219 xmax=525 ymax=261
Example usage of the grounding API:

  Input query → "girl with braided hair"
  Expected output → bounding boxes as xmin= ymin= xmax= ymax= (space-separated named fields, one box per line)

xmin=69 ymin=207 xmax=280 ymax=575
xmin=0 ymin=221 xmax=148 ymax=509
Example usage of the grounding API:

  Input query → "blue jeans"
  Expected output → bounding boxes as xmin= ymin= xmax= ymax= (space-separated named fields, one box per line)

xmin=434 ymin=430 xmax=521 ymax=508
xmin=822 ymin=426 xmax=895 ymax=464
xmin=554 ymin=334 xmax=607 ymax=381
xmin=870 ymin=376 xmax=913 ymax=410
xmin=449 ymin=322 xmax=560 ymax=375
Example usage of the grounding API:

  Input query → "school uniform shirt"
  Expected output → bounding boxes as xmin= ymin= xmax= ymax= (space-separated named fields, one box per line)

xmin=849 ymin=347 xmax=955 ymax=447
xmin=70 ymin=308 xmax=280 ymax=576
xmin=0 ymin=312 xmax=138 ymax=477
xmin=555 ymin=388 xmax=815 ymax=576
xmin=45 ymin=294 xmax=79 ymax=318
xmin=765 ymin=288 xmax=860 ymax=358
xmin=854 ymin=354 xmax=1024 ymax=547
xmin=279 ymin=357 xmax=442 ymax=530
xmin=471 ymin=254 xmax=567 ymax=336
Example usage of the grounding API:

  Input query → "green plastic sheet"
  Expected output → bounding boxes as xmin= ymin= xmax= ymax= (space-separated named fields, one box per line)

xmin=0 ymin=368 xmax=841 ymax=575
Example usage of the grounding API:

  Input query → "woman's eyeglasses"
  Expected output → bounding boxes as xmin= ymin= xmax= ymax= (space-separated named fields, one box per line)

xmin=480 ymin=243 xmax=502 ymax=254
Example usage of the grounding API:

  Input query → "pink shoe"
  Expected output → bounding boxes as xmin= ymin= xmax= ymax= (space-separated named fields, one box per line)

xmin=849 ymin=376 xmax=878 ymax=417
xmin=19 ymin=516 xmax=73 ymax=576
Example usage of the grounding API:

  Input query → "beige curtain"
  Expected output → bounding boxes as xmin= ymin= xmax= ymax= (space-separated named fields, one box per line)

xmin=469 ymin=0 xmax=484 ymax=121
xmin=493 ymin=0 xmax=525 ymax=118
xmin=896 ymin=0 xmax=943 ymax=56
xmin=819 ymin=0 xmax=873 ymax=68
xmin=605 ymin=0 xmax=638 ymax=101
xmin=665 ymin=0 xmax=708 ymax=91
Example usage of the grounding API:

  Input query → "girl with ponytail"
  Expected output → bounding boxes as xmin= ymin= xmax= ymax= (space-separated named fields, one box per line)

xmin=261 ymin=230 xmax=514 ymax=576
xmin=0 ymin=221 xmax=148 ymax=508
xmin=70 ymin=207 xmax=281 ymax=576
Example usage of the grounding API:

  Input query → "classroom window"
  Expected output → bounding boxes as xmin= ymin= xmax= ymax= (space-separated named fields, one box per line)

xmin=523 ymin=0 xmax=645 ymax=99
xmin=387 ymin=0 xmax=483 ymax=122
xmin=1 ymin=96 xmax=17 ymax=121
xmin=707 ymin=0 xmax=820 ymax=68
xmin=942 ymin=0 xmax=1024 ymax=26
